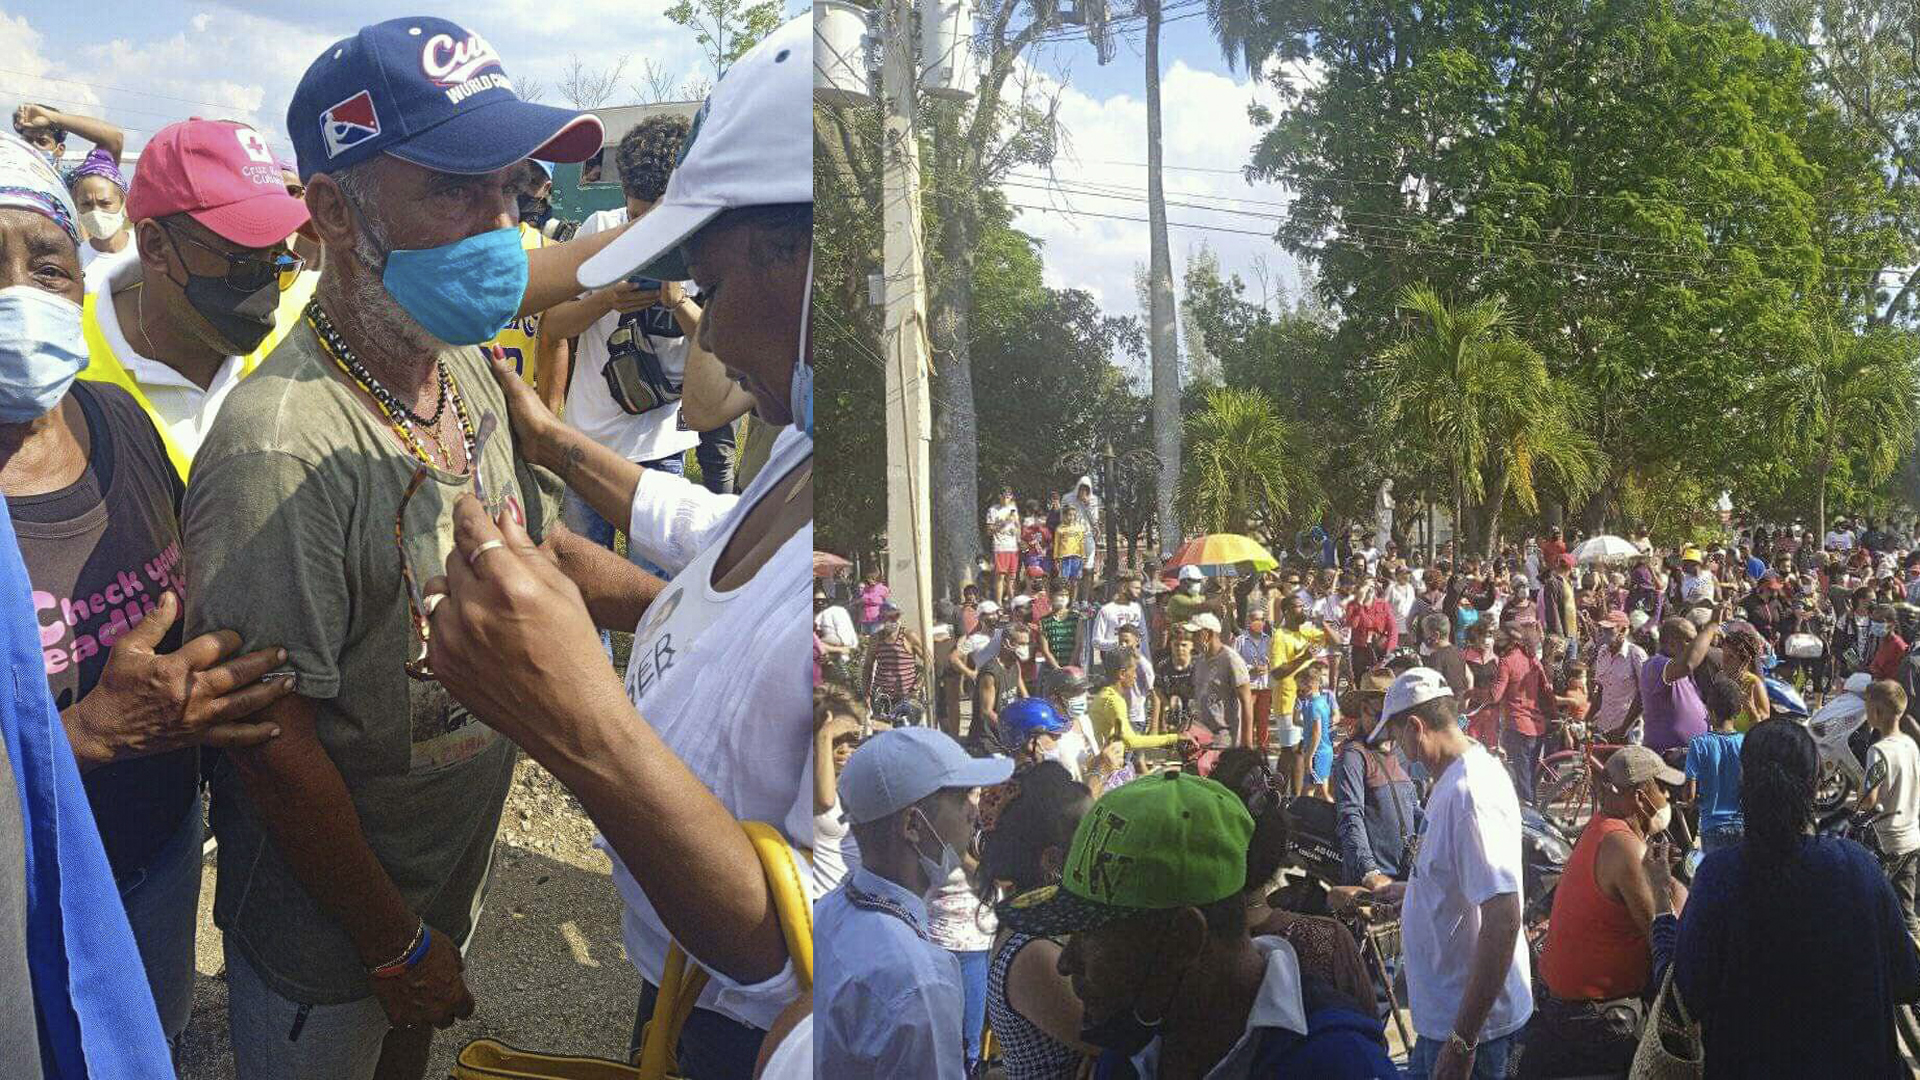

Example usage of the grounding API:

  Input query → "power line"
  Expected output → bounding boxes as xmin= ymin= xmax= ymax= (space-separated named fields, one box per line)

xmin=996 ymin=171 xmax=1914 ymax=277
xmin=1000 ymin=197 xmax=1899 ymax=295
xmin=0 ymin=67 xmax=272 ymax=116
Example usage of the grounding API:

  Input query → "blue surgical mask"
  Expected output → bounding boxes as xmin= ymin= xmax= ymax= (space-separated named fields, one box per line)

xmin=380 ymin=226 xmax=529 ymax=345
xmin=911 ymin=807 xmax=963 ymax=895
xmin=0 ymin=286 xmax=86 ymax=423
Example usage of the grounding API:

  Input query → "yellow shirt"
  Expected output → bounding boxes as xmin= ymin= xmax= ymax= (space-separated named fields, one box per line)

xmin=78 ymin=268 xmax=318 ymax=481
xmin=1090 ymin=686 xmax=1180 ymax=751
xmin=1269 ymin=625 xmax=1329 ymax=719
xmin=485 ymin=224 xmax=548 ymax=389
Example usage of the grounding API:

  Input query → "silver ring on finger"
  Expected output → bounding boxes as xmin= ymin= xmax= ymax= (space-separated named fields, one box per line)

xmin=422 ymin=592 xmax=446 ymax=617
xmin=465 ymin=539 xmax=507 ymax=567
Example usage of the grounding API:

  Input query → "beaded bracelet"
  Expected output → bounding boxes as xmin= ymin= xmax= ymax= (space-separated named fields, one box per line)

xmin=369 ymin=922 xmax=430 ymax=979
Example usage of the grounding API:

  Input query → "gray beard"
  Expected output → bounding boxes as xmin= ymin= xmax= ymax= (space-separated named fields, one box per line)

xmin=344 ymin=212 xmax=445 ymax=360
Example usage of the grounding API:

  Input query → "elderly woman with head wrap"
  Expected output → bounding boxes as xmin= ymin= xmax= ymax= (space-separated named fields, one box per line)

xmin=0 ymin=129 xmax=293 ymax=1057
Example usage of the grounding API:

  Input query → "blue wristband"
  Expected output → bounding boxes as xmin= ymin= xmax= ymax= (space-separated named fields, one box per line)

xmin=403 ymin=926 xmax=431 ymax=969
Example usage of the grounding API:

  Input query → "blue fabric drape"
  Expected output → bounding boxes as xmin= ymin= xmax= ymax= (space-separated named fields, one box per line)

xmin=2 ymin=504 xmax=173 ymax=1078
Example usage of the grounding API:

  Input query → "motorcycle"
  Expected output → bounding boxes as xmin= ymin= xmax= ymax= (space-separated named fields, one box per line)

xmin=1806 ymin=672 xmax=1874 ymax=813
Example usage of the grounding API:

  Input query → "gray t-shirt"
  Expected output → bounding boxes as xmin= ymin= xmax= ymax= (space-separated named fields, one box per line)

xmin=183 ymin=320 xmax=560 ymax=1004
xmin=1191 ymin=644 xmax=1251 ymax=737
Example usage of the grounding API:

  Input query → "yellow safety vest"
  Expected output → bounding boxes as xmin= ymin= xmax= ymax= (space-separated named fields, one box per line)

xmin=485 ymin=224 xmax=547 ymax=389
xmin=78 ymin=269 xmax=319 ymax=481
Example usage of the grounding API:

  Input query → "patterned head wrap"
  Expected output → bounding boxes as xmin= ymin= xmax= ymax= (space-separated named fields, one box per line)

xmin=0 ymin=130 xmax=79 ymax=248
xmin=65 ymin=146 xmax=126 ymax=192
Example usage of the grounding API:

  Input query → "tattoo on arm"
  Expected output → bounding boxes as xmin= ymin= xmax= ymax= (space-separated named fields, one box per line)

xmin=560 ymin=443 xmax=586 ymax=484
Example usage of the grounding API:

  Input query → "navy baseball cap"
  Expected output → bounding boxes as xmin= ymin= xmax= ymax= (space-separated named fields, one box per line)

xmin=287 ymin=16 xmax=602 ymax=182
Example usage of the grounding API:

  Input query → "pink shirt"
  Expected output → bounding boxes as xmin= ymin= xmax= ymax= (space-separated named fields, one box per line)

xmin=859 ymin=583 xmax=890 ymax=623
xmin=1591 ymin=641 xmax=1647 ymax=733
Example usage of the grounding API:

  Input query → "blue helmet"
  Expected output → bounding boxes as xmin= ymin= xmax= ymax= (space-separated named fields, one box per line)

xmin=999 ymin=697 xmax=1070 ymax=748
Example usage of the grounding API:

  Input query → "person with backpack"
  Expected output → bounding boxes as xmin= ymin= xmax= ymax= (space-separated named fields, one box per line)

xmin=998 ymin=771 xmax=1396 ymax=1078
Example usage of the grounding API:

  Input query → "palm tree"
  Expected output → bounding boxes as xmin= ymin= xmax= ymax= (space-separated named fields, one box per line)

xmin=1377 ymin=284 xmax=1602 ymax=555
xmin=1757 ymin=320 xmax=1920 ymax=538
xmin=1145 ymin=0 xmax=1183 ymax=557
xmin=1178 ymin=386 xmax=1324 ymax=538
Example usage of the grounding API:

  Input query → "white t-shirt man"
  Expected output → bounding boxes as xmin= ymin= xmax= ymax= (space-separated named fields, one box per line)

xmin=1828 ymin=528 xmax=1856 ymax=552
xmin=1403 ymin=742 xmax=1532 ymax=1045
xmin=563 ymin=207 xmax=703 ymax=466
xmin=815 ymin=603 xmax=857 ymax=650
xmin=986 ymin=500 xmax=1019 ymax=553
xmin=1387 ymin=579 xmax=1417 ymax=634
xmin=1869 ymin=732 xmax=1920 ymax=856
xmin=1091 ymin=598 xmax=1146 ymax=657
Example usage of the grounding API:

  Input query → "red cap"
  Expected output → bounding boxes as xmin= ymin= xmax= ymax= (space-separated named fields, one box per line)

xmin=127 ymin=119 xmax=309 ymax=248
xmin=1557 ymin=553 xmax=1576 ymax=569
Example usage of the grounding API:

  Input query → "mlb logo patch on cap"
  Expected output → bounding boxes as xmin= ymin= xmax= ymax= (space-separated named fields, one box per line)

xmin=319 ymin=91 xmax=381 ymax=158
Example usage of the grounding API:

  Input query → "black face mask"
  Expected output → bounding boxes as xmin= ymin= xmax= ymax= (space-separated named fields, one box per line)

xmin=517 ymin=194 xmax=552 ymax=229
xmin=1077 ymin=946 xmax=1190 ymax=1055
xmin=179 ymin=271 xmax=277 ymax=354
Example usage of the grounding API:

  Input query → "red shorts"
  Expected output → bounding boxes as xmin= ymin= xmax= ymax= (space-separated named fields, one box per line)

xmin=994 ymin=551 xmax=1018 ymax=574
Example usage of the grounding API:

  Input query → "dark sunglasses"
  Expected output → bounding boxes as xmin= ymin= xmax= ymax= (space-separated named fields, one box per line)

xmin=163 ymin=222 xmax=303 ymax=293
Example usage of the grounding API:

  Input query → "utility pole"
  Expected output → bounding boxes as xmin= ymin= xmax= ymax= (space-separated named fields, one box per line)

xmin=881 ymin=0 xmax=937 ymax=707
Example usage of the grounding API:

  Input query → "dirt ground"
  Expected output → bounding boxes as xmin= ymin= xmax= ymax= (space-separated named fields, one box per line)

xmin=177 ymin=756 xmax=640 ymax=1079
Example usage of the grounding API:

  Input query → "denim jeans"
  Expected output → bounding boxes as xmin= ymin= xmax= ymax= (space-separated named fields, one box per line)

xmin=1405 ymin=1030 xmax=1517 ymax=1079
xmin=631 ymin=979 xmax=766 ymax=1080
xmin=119 ymin=793 xmax=205 ymax=1057
xmin=1503 ymin=728 xmax=1543 ymax=806
xmin=563 ymin=488 xmax=619 ymax=655
xmin=695 ymin=423 xmax=736 ymax=495
xmin=952 ymin=948 xmax=990 ymax=1069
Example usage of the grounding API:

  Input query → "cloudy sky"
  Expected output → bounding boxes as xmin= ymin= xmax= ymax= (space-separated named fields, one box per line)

xmin=0 ymin=1 xmax=803 ymax=163
xmin=997 ymin=8 xmax=1306 ymax=370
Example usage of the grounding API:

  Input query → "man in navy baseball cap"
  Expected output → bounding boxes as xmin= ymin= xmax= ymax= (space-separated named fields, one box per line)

xmin=181 ymin=18 xmax=666 ymax=1080
xmin=287 ymin=16 xmax=600 ymax=184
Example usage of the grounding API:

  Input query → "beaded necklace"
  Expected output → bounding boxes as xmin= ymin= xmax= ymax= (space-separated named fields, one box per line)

xmin=307 ymin=299 xmax=475 ymax=471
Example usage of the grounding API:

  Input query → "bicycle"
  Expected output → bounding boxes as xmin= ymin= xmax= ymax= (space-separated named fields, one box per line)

xmin=1534 ymin=718 xmax=1631 ymax=833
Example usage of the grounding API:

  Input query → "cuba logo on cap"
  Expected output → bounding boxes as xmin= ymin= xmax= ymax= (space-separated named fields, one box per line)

xmin=422 ymin=32 xmax=512 ymax=105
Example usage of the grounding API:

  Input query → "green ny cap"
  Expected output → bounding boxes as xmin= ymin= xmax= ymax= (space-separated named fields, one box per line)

xmin=998 ymin=770 xmax=1253 ymax=936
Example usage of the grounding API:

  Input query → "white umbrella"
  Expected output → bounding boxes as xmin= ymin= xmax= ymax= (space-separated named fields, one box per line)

xmin=1573 ymin=535 xmax=1639 ymax=564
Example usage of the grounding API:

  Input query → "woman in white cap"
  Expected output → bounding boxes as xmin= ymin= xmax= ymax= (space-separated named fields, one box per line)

xmin=423 ymin=16 xmax=814 ymax=1077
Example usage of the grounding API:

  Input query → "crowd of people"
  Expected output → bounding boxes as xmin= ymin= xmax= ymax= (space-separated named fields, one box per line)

xmin=3 ymin=12 xmax=817 ymax=1080
xmin=814 ymin=501 xmax=1920 ymax=1077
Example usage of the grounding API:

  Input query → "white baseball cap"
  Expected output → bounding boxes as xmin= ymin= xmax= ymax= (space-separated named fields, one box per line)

xmin=1184 ymin=612 xmax=1223 ymax=635
xmin=839 ymin=727 xmax=1013 ymax=825
xmin=1177 ymin=565 xmax=1205 ymax=582
xmin=578 ymin=14 xmax=810 ymax=287
xmin=1368 ymin=667 xmax=1452 ymax=743
xmin=976 ymin=600 xmax=1000 ymax=615
xmin=1011 ymin=594 xmax=1032 ymax=608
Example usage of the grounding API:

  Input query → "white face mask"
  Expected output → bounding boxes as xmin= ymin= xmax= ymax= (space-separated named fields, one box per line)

xmin=1186 ymin=582 xmax=1203 ymax=595
xmin=1065 ymin=693 xmax=1090 ymax=720
xmin=1013 ymin=644 xmax=1031 ymax=661
xmin=910 ymin=807 xmax=963 ymax=895
xmin=78 ymin=207 xmax=124 ymax=241
xmin=1648 ymin=800 xmax=1673 ymax=835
